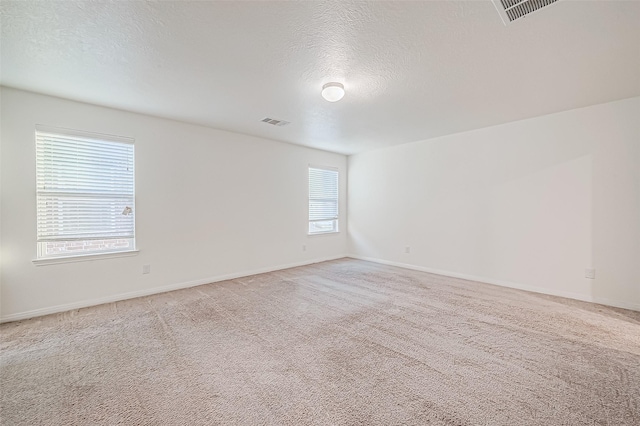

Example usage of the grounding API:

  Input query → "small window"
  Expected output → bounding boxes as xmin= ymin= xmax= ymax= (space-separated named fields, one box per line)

xmin=35 ymin=126 xmax=135 ymax=259
xmin=308 ymin=166 xmax=339 ymax=235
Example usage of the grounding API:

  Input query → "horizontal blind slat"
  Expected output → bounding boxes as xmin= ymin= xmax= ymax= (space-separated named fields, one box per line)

xmin=37 ymin=132 xmax=134 ymax=147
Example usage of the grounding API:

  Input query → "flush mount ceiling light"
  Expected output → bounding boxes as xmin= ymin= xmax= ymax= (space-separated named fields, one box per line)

xmin=321 ymin=82 xmax=345 ymax=102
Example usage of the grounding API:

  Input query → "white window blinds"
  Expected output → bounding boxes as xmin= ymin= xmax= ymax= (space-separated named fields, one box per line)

xmin=308 ymin=166 xmax=339 ymax=234
xmin=36 ymin=127 xmax=135 ymax=257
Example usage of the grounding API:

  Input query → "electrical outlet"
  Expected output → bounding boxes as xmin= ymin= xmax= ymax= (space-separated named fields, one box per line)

xmin=585 ymin=268 xmax=595 ymax=279
xmin=404 ymin=246 xmax=411 ymax=254
xmin=302 ymin=244 xmax=307 ymax=252
xmin=143 ymin=265 xmax=151 ymax=274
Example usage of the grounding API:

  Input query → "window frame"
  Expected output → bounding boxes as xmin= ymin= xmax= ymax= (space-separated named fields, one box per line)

xmin=33 ymin=125 xmax=137 ymax=263
xmin=308 ymin=165 xmax=339 ymax=236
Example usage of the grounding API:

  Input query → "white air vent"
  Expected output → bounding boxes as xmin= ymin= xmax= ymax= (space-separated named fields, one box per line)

xmin=261 ymin=117 xmax=290 ymax=127
xmin=492 ymin=0 xmax=560 ymax=25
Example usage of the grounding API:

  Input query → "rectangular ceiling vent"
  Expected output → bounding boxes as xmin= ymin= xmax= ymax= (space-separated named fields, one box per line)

xmin=492 ymin=0 xmax=560 ymax=25
xmin=261 ymin=117 xmax=290 ymax=127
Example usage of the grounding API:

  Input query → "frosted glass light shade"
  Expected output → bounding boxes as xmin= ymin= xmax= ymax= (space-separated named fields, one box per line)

xmin=321 ymin=82 xmax=345 ymax=102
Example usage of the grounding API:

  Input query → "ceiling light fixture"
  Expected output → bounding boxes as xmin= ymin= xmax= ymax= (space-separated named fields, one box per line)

xmin=321 ymin=82 xmax=345 ymax=102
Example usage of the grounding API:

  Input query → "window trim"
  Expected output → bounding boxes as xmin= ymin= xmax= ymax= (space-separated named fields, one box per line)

xmin=308 ymin=164 xmax=339 ymax=236
xmin=34 ymin=125 xmax=137 ymax=260
xmin=32 ymin=249 xmax=139 ymax=266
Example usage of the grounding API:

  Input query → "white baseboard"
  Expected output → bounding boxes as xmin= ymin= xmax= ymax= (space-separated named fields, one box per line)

xmin=347 ymin=255 xmax=640 ymax=312
xmin=0 ymin=255 xmax=348 ymax=323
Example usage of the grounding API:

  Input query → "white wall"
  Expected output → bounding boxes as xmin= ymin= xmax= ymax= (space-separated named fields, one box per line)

xmin=348 ymin=97 xmax=640 ymax=311
xmin=0 ymin=87 xmax=348 ymax=321
xmin=2 ymin=88 xmax=638 ymax=320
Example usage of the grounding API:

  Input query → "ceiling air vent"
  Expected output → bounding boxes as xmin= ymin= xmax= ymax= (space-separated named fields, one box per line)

xmin=261 ymin=117 xmax=290 ymax=127
xmin=492 ymin=0 xmax=560 ymax=25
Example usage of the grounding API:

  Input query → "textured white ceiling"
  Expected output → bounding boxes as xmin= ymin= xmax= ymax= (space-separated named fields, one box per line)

xmin=1 ymin=1 xmax=639 ymax=154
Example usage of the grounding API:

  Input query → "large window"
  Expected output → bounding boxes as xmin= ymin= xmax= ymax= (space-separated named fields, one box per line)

xmin=308 ymin=166 xmax=338 ymax=235
xmin=35 ymin=126 xmax=135 ymax=259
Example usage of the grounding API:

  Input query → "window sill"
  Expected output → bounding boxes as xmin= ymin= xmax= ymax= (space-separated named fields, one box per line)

xmin=307 ymin=231 xmax=340 ymax=237
xmin=32 ymin=250 xmax=140 ymax=266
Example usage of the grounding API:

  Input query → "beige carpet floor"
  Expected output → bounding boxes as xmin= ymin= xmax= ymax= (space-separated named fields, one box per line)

xmin=1 ymin=258 xmax=639 ymax=425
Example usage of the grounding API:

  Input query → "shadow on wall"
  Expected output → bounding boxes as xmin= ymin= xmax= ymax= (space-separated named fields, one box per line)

xmin=590 ymin=110 xmax=640 ymax=309
xmin=347 ymin=97 xmax=640 ymax=311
